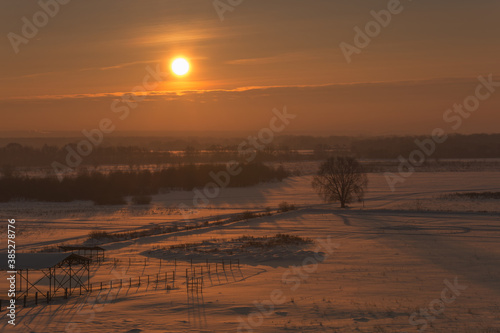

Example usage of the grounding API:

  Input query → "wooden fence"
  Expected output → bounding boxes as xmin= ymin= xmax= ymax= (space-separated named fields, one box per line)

xmin=0 ymin=257 xmax=241 ymax=310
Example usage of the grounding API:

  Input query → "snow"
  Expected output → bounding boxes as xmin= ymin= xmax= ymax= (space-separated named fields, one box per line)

xmin=0 ymin=171 xmax=499 ymax=332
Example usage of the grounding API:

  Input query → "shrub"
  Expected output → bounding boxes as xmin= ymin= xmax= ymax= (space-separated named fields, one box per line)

xmin=88 ymin=230 xmax=114 ymax=240
xmin=238 ymin=234 xmax=312 ymax=248
xmin=441 ymin=192 xmax=500 ymax=200
xmin=239 ymin=211 xmax=257 ymax=220
xmin=278 ymin=201 xmax=296 ymax=212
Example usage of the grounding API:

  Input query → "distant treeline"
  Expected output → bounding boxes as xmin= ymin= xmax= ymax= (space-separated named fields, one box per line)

xmin=0 ymin=135 xmax=352 ymax=151
xmin=0 ymin=142 xmax=347 ymax=170
xmin=0 ymin=163 xmax=288 ymax=204
xmin=0 ymin=134 xmax=499 ymax=170
xmin=351 ymin=134 xmax=500 ymax=159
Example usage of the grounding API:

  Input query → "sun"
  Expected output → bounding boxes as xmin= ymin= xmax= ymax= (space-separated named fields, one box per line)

xmin=171 ymin=58 xmax=190 ymax=76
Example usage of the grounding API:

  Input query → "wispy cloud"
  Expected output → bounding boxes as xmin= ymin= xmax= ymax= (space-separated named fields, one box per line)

xmin=128 ymin=21 xmax=245 ymax=46
xmin=3 ymin=76 xmax=493 ymax=102
xmin=226 ymin=51 xmax=322 ymax=65
xmin=90 ymin=60 xmax=158 ymax=71
xmin=0 ymin=60 xmax=161 ymax=81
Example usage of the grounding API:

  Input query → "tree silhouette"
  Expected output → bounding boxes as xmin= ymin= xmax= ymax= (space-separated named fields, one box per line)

xmin=312 ymin=156 xmax=368 ymax=208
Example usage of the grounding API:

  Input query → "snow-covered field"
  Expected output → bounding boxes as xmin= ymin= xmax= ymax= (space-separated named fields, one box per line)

xmin=1 ymin=172 xmax=500 ymax=332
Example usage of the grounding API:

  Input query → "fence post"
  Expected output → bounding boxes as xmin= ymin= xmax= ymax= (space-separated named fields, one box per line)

xmin=100 ymin=282 xmax=103 ymax=291
xmin=35 ymin=292 xmax=38 ymax=305
xmin=230 ymin=259 xmax=232 ymax=270
xmin=138 ymin=276 xmax=141 ymax=286
xmin=24 ymin=295 xmax=27 ymax=307
xmin=173 ymin=271 xmax=175 ymax=287
xmin=64 ymin=288 xmax=68 ymax=299
xmin=129 ymin=278 xmax=132 ymax=287
xmin=80 ymin=285 xmax=82 ymax=295
xmin=46 ymin=291 xmax=50 ymax=303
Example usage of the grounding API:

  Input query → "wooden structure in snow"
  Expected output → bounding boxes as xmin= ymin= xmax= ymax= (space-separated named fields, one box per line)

xmin=0 ymin=253 xmax=91 ymax=301
xmin=58 ymin=245 xmax=106 ymax=263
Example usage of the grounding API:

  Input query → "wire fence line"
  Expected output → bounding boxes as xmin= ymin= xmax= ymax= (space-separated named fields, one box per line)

xmin=0 ymin=257 xmax=242 ymax=310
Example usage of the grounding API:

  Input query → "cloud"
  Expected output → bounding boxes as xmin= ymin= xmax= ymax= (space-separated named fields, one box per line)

xmin=1 ymin=74 xmax=499 ymax=135
xmin=226 ymin=51 xmax=320 ymax=65
xmin=2 ymin=75 xmax=492 ymax=102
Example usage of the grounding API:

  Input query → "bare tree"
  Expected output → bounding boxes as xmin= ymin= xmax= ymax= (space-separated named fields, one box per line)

xmin=312 ymin=156 xmax=368 ymax=208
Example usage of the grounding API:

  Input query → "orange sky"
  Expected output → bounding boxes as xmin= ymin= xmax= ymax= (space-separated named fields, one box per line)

xmin=1 ymin=0 xmax=500 ymax=135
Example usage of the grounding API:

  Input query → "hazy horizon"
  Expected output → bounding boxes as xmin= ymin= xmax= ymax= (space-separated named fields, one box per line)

xmin=2 ymin=129 xmax=500 ymax=140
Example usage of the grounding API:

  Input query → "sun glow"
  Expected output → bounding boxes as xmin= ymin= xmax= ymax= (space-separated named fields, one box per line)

xmin=171 ymin=58 xmax=190 ymax=76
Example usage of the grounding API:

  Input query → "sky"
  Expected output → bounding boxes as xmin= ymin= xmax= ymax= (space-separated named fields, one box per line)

xmin=1 ymin=0 xmax=499 ymax=136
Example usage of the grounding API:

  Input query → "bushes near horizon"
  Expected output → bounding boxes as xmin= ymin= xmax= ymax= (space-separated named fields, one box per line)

xmin=441 ymin=192 xmax=500 ymax=200
xmin=278 ymin=201 xmax=296 ymax=212
xmin=0 ymin=162 xmax=289 ymax=203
